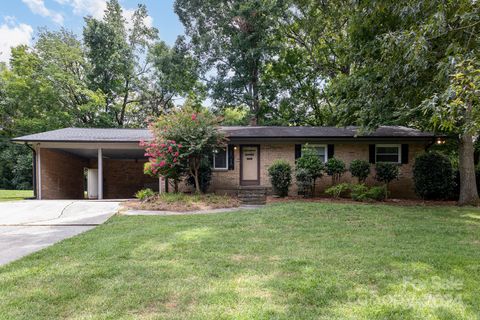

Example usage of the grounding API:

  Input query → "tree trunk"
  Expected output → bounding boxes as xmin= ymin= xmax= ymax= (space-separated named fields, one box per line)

xmin=458 ymin=133 xmax=479 ymax=206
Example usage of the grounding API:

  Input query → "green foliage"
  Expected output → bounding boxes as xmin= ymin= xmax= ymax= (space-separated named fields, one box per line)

xmin=365 ymin=186 xmax=388 ymax=201
xmin=295 ymin=168 xmax=314 ymax=198
xmin=375 ymin=162 xmax=399 ymax=186
xmin=220 ymin=107 xmax=249 ymax=125
xmin=135 ymin=188 xmax=156 ymax=201
xmin=187 ymin=161 xmax=212 ymax=193
xmin=325 ymin=158 xmax=346 ymax=184
xmin=349 ymin=159 xmax=370 ymax=183
xmin=350 ymin=184 xmax=369 ymax=202
xmin=413 ymin=152 xmax=454 ymax=200
xmin=268 ymin=160 xmax=292 ymax=197
xmin=295 ymin=145 xmax=324 ymax=196
xmin=149 ymin=106 xmax=226 ymax=193
xmin=325 ymin=183 xmax=350 ymax=199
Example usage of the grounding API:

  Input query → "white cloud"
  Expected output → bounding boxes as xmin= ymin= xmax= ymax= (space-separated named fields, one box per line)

xmin=0 ymin=18 xmax=33 ymax=63
xmin=55 ymin=0 xmax=106 ymax=19
xmin=55 ymin=0 xmax=153 ymax=29
xmin=22 ymin=0 xmax=64 ymax=24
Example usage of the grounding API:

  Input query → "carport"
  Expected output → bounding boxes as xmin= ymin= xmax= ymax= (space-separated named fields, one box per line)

xmin=13 ymin=128 xmax=160 ymax=200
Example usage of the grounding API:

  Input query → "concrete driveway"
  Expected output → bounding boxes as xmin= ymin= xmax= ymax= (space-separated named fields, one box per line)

xmin=0 ymin=200 xmax=120 ymax=266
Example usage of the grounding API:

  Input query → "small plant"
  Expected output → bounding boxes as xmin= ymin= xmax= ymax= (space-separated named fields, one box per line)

xmin=325 ymin=183 xmax=351 ymax=199
xmin=135 ymin=188 xmax=156 ymax=201
xmin=375 ymin=162 xmax=399 ymax=198
xmin=295 ymin=168 xmax=314 ymax=198
xmin=325 ymin=158 xmax=346 ymax=184
xmin=296 ymin=145 xmax=325 ymax=196
xmin=349 ymin=159 xmax=370 ymax=183
xmin=365 ymin=185 xmax=388 ymax=201
xmin=268 ymin=160 xmax=292 ymax=197
xmin=350 ymin=184 xmax=369 ymax=201
xmin=413 ymin=152 xmax=454 ymax=200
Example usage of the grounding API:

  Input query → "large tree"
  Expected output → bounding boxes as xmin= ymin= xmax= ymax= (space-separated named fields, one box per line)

xmin=83 ymin=0 xmax=158 ymax=126
xmin=174 ymin=0 xmax=287 ymax=124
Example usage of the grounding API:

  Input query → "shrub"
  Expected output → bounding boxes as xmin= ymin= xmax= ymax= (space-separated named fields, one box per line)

xmin=268 ymin=160 xmax=292 ymax=197
xmin=349 ymin=159 xmax=370 ymax=183
xmin=350 ymin=184 xmax=369 ymax=201
xmin=413 ymin=152 xmax=454 ymax=200
xmin=325 ymin=183 xmax=350 ymax=199
xmin=296 ymin=145 xmax=324 ymax=195
xmin=295 ymin=168 xmax=314 ymax=198
xmin=135 ymin=188 xmax=156 ymax=201
xmin=375 ymin=162 xmax=399 ymax=199
xmin=365 ymin=186 xmax=388 ymax=201
xmin=187 ymin=162 xmax=212 ymax=193
xmin=325 ymin=158 xmax=346 ymax=184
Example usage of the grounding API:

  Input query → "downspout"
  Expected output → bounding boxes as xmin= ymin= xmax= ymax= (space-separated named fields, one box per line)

xmin=25 ymin=143 xmax=37 ymax=199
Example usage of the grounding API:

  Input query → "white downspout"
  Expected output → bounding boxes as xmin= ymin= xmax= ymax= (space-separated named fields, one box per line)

xmin=37 ymin=145 xmax=42 ymax=200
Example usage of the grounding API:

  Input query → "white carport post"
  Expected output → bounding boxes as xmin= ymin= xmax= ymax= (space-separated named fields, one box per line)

xmin=98 ymin=148 xmax=103 ymax=200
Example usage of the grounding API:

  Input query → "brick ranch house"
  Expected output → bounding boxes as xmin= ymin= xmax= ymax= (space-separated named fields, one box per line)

xmin=13 ymin=126 xmax=437 ymax=200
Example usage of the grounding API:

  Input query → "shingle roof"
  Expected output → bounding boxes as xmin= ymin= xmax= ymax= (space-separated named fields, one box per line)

xmin=12 ymin=126 xmax=435 ymax=143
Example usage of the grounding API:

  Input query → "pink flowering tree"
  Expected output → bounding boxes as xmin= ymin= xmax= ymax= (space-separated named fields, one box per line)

xmin=142 ymin=106 xmax=226 ymax=193
xmin=141 ymin=139 xmax=187 ymax=192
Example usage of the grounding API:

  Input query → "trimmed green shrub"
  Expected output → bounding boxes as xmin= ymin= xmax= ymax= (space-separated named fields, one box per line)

xmin=135 ymin=188 xmax=156 ymax=201
xmin=268 ymin=160 xmax=292 ymax=197
xmin=325 ymin=183 xmax=350 ymax=199
xmin=325 ymin=158 xmax=346 ymax=184
xmin=349 ymin=159 xmax=370 ymax=183
xmin=296 ymin=168 xmax=314 ymax=198
xmin=365 ymin=186 xmax=388 ymax=201
xmin=413 ymin=152 xmax=454 ymax=200
xmin=350 ymin=184 xmax=369 ymax=201
xmin=296 ymin=145 xmax=324 ymax=196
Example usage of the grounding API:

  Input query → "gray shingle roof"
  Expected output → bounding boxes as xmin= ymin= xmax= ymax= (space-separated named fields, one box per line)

xmin=12 ymin=126 xmax=434 ymax=143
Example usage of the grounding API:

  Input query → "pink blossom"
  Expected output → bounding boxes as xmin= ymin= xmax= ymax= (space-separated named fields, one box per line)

xmin=168 ymin=146 xmax=173 ymax=152
xmin=191 ymin=113 xmax=197 ymax=121
xmin=159 ymin=161 xmax=166 ymax=167
xmin=174 ymin=152 xmax=179 ymax=157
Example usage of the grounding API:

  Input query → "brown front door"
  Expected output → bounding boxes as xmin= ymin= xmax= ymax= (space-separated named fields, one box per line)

xmin=240 ymin=145 xmax=260 ymax=185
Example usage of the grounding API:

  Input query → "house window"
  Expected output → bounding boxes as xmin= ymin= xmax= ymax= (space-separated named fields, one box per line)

xmin=375 ymin=144 xmax=401 ymax=163
xmin=213 ymin=148 xmax=228 ymax=170
xmin=305 ymin=144 xmax=327 ymax=163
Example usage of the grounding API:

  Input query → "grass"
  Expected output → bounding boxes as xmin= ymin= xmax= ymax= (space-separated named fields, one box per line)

xmin=127 ymin=192 xmax=240 ymax=211
xmin=1 ymin=202 xmax=480 ymax=319
xmin=0 ymin=189 xmax=33 ymax=201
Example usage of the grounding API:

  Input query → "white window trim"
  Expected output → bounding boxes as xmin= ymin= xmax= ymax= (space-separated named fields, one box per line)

xmin=306 ymin=144 xmax=328 ymax=163
xmin=375 ymin=144 xmax=401 ymax=164
xmin=213 ymin=147 xmax=229 ymax=170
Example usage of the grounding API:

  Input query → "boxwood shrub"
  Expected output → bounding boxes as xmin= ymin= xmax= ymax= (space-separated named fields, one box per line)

xmin=413 ymin=152 xmax=454 ymax=200
xmin=268 ymin=160 xmax=292 ymax=197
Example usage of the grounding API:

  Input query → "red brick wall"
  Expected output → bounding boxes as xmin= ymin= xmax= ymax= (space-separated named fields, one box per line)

xmin=40 ymin=148 xmax=87 ymax=199
xmin=103 ymin=159 xmax=158 ymax=199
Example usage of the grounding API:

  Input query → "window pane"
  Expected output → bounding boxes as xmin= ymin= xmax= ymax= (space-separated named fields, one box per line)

xmin=214 ymin=149 xmax=227 ymax=168
xmin=377 ymin=147 xmax=398 ymax=154
xmin=376 ymin=154 xmax=399 ymax=162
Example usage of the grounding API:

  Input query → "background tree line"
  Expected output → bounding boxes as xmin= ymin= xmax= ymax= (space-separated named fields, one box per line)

xmin=1 ymin=0 xmax=479 ymax=204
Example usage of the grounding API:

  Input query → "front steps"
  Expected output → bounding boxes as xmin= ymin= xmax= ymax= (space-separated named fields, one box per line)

xmin=237 ymin=186 xmax=267 ymax=205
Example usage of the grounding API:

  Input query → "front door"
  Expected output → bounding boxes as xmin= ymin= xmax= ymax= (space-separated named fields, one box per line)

xmin=240 ymin=145 xmax=260 ymax=185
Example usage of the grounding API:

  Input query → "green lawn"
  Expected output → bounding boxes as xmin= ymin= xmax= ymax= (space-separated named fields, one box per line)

xmin=0 ymin=189 xmax=33 ymax=201
xmin=1 ymin=202 xmax=480 ymax=319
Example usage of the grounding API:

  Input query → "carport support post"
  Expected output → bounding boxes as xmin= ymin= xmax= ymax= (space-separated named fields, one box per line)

xmin=98 ymin=148 xmax=103 ymax=200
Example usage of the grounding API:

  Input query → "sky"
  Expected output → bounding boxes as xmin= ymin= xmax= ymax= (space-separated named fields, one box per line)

xmin=0 ymin=0 xmax=185 ymax=63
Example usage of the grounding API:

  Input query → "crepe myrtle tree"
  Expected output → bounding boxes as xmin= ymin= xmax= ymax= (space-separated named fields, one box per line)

xmin=141 ymin=139 xmax=187 ymax=192
xmin=145 ymin=106 xmax=226 ymax=193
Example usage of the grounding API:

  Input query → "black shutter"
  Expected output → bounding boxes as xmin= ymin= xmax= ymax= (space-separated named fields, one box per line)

xmin=369 ymin=144 xmax=376 ymax=164
xmin=295 ymin=144 xmax=302 ymax=160
xmin=228 ymin=145 xmax=235 ymax=170
xmin=327 ymin=144 xmax=335 ymax=159
xmin=401 ymin=144 xmax=409 ymax=164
